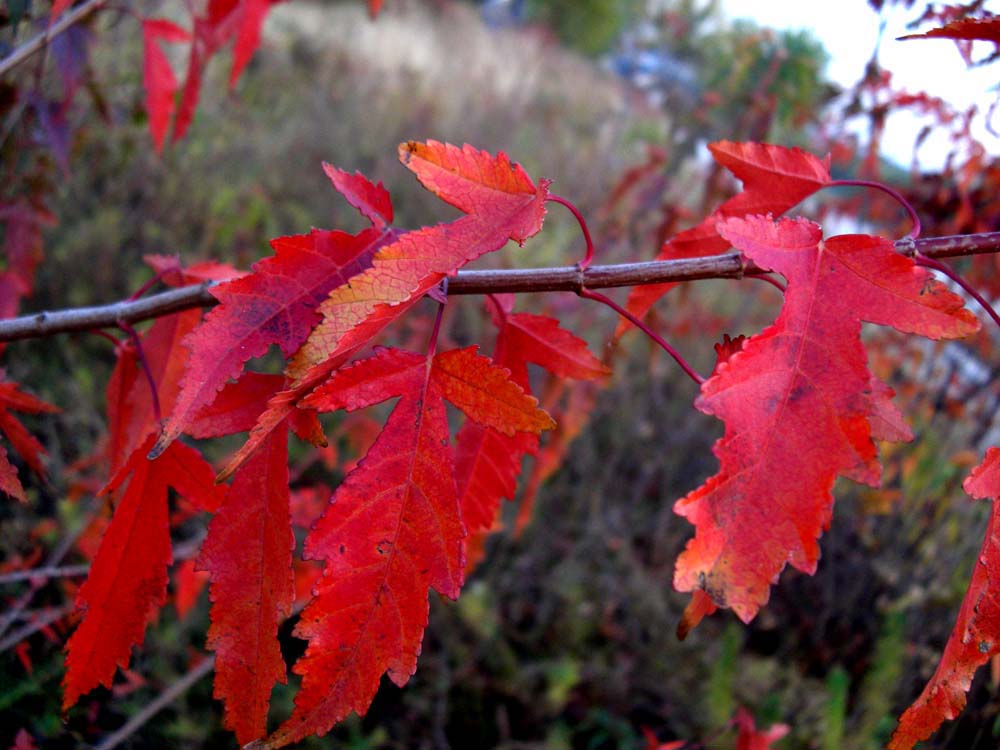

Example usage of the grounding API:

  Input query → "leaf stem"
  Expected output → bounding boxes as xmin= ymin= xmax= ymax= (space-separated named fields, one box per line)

xmin=915 ymin=255 xmax=1000 ymax=333
xmin=548 ymin=194 xmax=596 ymax=270
xmin=118 ymin=321 xmax=162 ymax=424
xmin=750 ymin=273 xmax=786 ymax=293
xmin=579 ymin=288 xmax=705 ymax=386
xmin=828 ymin=179 xmax=922 ymax=239
xmin=427 ymin=279 xmax=447 ymax=359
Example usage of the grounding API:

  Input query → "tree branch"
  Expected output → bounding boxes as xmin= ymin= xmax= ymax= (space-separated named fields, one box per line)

xmin=2 ymin=230 xmax=999 ymax=343
xmin=0 ymin=0 xmax=109 ymax=78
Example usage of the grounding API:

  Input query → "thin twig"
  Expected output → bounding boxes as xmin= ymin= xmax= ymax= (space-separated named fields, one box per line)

xmin=0 ymin=563 xmax=90 ymax=585
xmin=580 ymin=288 xmax=706 ymax=385
xmin=0 ymin=605 xmax=71 ymax=654
xmin=0 ymin=500 xmax=95 ymax=640
xmin=1 ymin=231 xmax=999 ymax=343
xmin=0 ymin=0 xmax=109 ymax=77
xmin=93 ymin=655 xmax=216 ymax=750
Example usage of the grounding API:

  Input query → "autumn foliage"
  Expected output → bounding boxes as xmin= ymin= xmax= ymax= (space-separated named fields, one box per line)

xmin=5 ymin=1 xmax=1000 ymax=749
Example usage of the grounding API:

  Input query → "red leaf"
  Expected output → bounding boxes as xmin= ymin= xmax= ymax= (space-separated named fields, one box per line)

xmin=151 ymin=226 xmax=387 ymax=458
xmin=215 ymin=145 xmax=549 ymax=479
xmin=62 ymin=436 xmax=222 ymax=709
xmin=455 ymin=307 xmax=607 ymax=536
xmin=623 ymin=141 xmax=831 ymax=328
xmin=109 ymin=309 xmax=202 ymax=473
xmin=674 ymin=216 xmax=979 ymax=623
xmin=287 ymin=142 xmax=549 ymax=381
xmin=899 ymin=17 xmax=1000 ymax=43
xmin=172 ymin=559 xmax=208 ymax=619
xmin=399 ymin=140 xmax=550 ymax=243
xmin=367 ymin=0 xmax=383 ymax=19
xmin=141 ymin=19 xmax=190 ymax=153
xmin=676 ymin=590 xmax=717 ymax=641
xmin=144 ymin=253 xmax=244 ymax=286
xmin=889 ymin=447 xmax=1000 ymax=749
xmin=0 ymin=200 xmax=55 ymax=299
xmin=199 ymin=424 xmax=293 ymax=745
xmin=322 ymin=163 xmax=393 ymax=230
xmin=734 ymin=708 xmax=789 ymax=750
xmin=252 ymin=347 xmax=552 ymax=746
xmin=50 ymin=0 xmax=73 ymax=22
xmin=0 ymin=380 xmax=58 ymax=501
xmin=228 ymin=0 xmax=272 ymax=88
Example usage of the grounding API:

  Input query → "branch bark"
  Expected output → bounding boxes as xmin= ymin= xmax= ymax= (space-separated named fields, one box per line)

xmin=0 ymin=0 xmax=108 ymax=77
xmin=1 ymin=230 xmax=998 ymax=343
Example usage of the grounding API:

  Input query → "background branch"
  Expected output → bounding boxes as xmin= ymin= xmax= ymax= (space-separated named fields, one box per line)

xmin=0 ymin=0 xmax=109 ymax=77
xmin=1 ymin=230 xmax=998 ymax=342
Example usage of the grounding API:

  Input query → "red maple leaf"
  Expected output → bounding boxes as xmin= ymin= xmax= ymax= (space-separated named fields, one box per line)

xmin=141 ymin=19 xmax=191 ymax=153
xmin=208 ymin=142 xmax=549 ymax=480
xmin=198 ymin=423 xmax=293 ymax=745
xmin=899 ymin=16 xmax=1000 ymax=64
xmin=674 ymin=215 xmax=978 ymax=623
xmin=62 ymin=435 xmax=225 ymax=709
xmin=168 ymin=0 xmax=282 ymax=143
xmin=251 ymin=346 xmax=553 ymax=747
xmin=151 ymin=211 xmax=394 ymax=458
xmin=455 ymin=298 xmax=608 ymax=537
xmin=0 ymin=379 xmax=58 ymax=502
xmin=107 ymin=309 xmax=202 ymax=474
xmin=889 ymin=446 xmax=1000 ymax=749
xmin=734 ymin=708 xmax=789 ymax=750
xmin=623 ymin=141 xmax=831 ymax=328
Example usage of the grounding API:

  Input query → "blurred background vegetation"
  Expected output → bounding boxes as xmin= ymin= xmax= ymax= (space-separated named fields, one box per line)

xmin=2 ymin=0 xmax=1000 ymax=748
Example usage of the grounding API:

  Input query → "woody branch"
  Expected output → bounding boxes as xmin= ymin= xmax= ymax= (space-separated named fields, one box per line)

xmin=1 ymin=230 xmax=998 ymax=343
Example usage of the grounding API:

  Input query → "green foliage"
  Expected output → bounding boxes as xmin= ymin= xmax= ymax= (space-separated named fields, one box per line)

xmin=697 ymin=21 xmax=833 ymax=142
xmin=525 ymin=0 xmax=642 ymax=55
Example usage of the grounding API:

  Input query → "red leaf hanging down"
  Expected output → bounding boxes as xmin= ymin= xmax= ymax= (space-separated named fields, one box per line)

xmin=455 ymin=302 xmax=608 ymax=535
xmin=198 ymin=423 xmax=293 ymax=745
xmin=889 ymin=447 xmax=1000 ymax=750
xmin=0 ymin=199 xmax=56 ymax=300
xmin=62 ymin=436 xmax=224 ymax=709
xmin=171 ymin=0 xmax=281 ymax=143
xmin=151 ymin=224 xmax=390 ymax=459
xmin=252 ymin=346 xmax=553 ymax=748
xmin=217 ymin=143 xmax=549 ymax=480
xmin=111 ymin=309 xmax=202 ymax=473
xmin=141 ymin=19 xmax=191 ymax=153
xmin=623 ymin=141 xmax=831 ymax=328
xmin=0 ymin=380 xmax=58 ymax=502
xmin=673 ymin=216 xmax=979 ymax=624
xmin=367 ymin=0 xmax=384 ymax=19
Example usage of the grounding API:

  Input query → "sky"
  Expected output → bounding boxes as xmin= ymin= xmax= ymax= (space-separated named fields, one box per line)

xmin=717 ymin=0 xmax=1000 ymax=169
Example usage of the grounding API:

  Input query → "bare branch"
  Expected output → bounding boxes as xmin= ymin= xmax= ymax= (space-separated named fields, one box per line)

xmin=93 ymin=655 xmax=216 ymax=750
xmin=0 ymin=563 xmax=89 ymax=585
xmin=0 ymin=0 xmax=109 ymax=78
xmin=0 ymin=605 xmax=71 ymax=654
xmin=1 ymin=230 xmax=999 ymax=343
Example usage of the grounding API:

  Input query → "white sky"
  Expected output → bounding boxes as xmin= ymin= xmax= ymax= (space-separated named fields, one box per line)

xmin=717 ymin=0 xmax=1000 ymax=169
